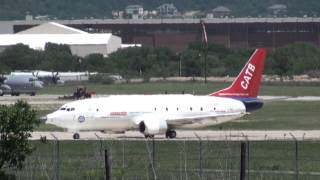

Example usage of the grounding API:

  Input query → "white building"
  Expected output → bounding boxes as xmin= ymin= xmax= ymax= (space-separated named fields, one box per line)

xmin=157 ymin=4 xmax=179 ymax=17
xmin=125 ymin=5 xmax=144 ymax=16
xmin=0 ymin=22 xmax=122 ymax=57
xmin=267 ymin=4 xmax=287 ymax=17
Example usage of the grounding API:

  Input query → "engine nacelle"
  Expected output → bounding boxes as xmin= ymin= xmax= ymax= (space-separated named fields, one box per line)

xmin=139 ymin=118 xmax=168 ymax=135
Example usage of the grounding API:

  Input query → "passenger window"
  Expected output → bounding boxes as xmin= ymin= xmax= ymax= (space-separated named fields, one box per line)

xmin=190 ymin=107 xmax=192 ymax=111
xmin=166 ymin=107 xmax=168 ymax=111
xmin=176 ymin=107 xmax=179 ymax=111
xmin=96 ymin=109 xmax=99 ymax=112
xmin=200 ymin=107 xmax=203 ymax=111
xmin=154 ymin=108 xmax=157 ymax=111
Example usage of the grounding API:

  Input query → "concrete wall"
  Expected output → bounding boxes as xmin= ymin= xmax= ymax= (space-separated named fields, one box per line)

xmin=70 ymin=35 xmax=121 ymax=57
xmin=70 ymin=44 xmax=108 ymax=57
xmin=106 ymin=35 xmax=122 ymax=55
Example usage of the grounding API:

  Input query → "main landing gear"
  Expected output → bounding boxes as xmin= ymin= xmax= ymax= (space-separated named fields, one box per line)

xmin=144 ymin=134 xmax=154 ymax=138
xmin=73 ymin=133 xmax=80 ymax=140
xmin=166 ymin=130 xmax=177 ymax=139
xmin=143 ymin=130 xmax=177 ymax=139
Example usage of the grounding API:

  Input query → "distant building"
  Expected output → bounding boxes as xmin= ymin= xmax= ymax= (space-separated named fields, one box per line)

xmin=212 ymin=6 xmax=231 ymax=18
xmin=0 ymin=22 xmax=122 ymax=57
xmin=267 ymin=4 xmax=287 ymax=17
xmin=25 ymin=12 xmax=33 ymax=21
xmin=125 ymin=5 xmax=144 ymax=16
xmin=157 ymin=3 xmax=179 ymax=17
xmin=183 ymin=11 xmax=203 ymax=18
xmin=112 ymin=11 xmax=124 ymax=19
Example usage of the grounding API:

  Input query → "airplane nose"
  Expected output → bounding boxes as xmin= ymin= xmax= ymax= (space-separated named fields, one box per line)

xmin=46 ymin=113 xmax=56 ymax=124
xmin=0 ymin=84 xmax=11 ymax=90
xmin=57 ymin=79 xmax=65 ymax=85
xmin=35 ymin=81 xmax=44 ymax=89
xmin=40 ymin=116 xmax=47 ymax=123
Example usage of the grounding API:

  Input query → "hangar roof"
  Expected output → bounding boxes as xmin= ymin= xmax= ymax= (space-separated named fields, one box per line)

xmin=17 ymin=22 xmax=88 ymax=34
xmin=0 ymin=34 xmax=114 ymax=50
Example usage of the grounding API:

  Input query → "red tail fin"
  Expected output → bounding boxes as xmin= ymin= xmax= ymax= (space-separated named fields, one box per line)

xmin=210 ymin=48 xmax=267 ymax=98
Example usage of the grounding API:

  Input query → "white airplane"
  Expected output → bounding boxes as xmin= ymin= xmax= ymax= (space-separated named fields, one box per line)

xmin=46 ymin=49 xmax=267 ymax=139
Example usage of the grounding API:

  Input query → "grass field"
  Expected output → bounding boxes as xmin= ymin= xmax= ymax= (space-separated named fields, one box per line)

xmin=39 ymin=82 xmax=320 ymax=96
xmin=209 ymin=101 xmax=320 ymax=130
xmin=8 ymin=140 xmax=320 ymax=180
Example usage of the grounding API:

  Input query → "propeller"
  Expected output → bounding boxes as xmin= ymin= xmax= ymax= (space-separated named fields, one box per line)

xmin=0 ymin=75 xmax=6 ymax=84
xmin=32 ymin=71 xmax=39 ymax=78
xmin=51 ymin=72 xmax=60 ymax=84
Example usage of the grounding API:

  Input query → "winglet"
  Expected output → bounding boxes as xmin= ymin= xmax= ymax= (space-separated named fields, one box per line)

xmin=210 ymin=48 xmax=267 ymax=98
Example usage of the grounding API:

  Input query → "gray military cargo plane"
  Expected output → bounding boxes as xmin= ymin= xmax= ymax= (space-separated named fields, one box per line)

xmin=0 ymin=74 xmax=43 ymax=96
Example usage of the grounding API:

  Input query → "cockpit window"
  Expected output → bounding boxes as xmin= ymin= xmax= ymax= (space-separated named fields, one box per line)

xmin=71 ymin=108 xmax=75 ymax=111
xmin=67 ymin=108 xmax=70 ymax=111
xmin=60 ymin=108 xmax=66 ymax=110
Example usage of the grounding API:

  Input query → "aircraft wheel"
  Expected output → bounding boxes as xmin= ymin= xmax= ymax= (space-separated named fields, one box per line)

xmin=144 ymin=134 xmax=154 ymax=138
xmin=73 ymin=133 xmax=80 ymax=140
xmin=166 ymin=130 xmax=177 ymax=139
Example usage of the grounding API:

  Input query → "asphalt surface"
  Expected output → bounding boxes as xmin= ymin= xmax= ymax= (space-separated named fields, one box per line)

xmin=31 ymin=130 xmax=320 ymax=141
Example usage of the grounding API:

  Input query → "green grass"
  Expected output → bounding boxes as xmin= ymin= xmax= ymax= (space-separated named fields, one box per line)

xmin=209 ymin=101 xmax=320 ymax=130
xmin=8 ymin=140 xmax=320 ymax=179
xmin=39 ymin=82 xmax=320 ymax=96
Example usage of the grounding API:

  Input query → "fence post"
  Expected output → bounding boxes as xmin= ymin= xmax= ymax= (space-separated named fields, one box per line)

xmin=240 ymin=142 xmax=246 ymax=180
xmin=51 ymin=133 xmax=60 ymax=180
xmin=242 ymin=132 xmax=250 ymax=180
xmin=105 ymin=149 xmax=111 ymax=180
xmin=152 ymin=138 xmax=156 ymax=170
xmin=95 ymin=133 xmax=104 ymax=156
xmin=290 ymin=133 xmax=299 ymax=180
xmin=194 ymin=133 xmax=203 ymax=180
xmin=199 ymin=139 xmax=203 ymax=180
xmin=144 ymin=138 xmax=157 ymax=180
xmin=246 ymin=141 xmax=250 ymax=180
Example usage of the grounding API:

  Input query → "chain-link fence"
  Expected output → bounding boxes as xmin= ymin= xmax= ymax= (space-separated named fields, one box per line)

xmin=5 ymin=138 xmax=320 ymax=180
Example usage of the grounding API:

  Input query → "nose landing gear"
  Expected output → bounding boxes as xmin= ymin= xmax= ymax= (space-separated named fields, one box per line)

xmin=73 ymin=133 xmax=80 ymax=140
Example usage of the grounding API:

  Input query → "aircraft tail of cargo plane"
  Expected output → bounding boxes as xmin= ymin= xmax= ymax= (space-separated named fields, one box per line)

xmin=46 ymin=48 xmax=267 ymax=139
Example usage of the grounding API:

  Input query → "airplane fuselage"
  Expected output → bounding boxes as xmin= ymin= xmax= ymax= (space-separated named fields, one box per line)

xmin=47 ymin=95 xmax=246 ymax=133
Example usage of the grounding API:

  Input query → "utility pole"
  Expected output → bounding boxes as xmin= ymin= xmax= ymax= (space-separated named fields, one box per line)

xmin=200 ymin=20 xmax=208 ymax=84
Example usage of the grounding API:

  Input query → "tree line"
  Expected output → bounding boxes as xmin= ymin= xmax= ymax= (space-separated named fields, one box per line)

xmin=1 ymin=0 xmax=320 ymax=20
xmin=1 ymin=42 xmax=320 ymax=79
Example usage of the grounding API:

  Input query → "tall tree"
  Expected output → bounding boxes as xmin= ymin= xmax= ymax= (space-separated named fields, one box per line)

xmin=0 ymin=101 xmax=39 ymax=178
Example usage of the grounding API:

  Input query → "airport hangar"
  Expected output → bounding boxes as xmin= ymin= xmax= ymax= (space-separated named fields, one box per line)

xmin=0 ymin=22 xmax=122 ymax=57
xmin=5 ymin=17 xmax=320 ymax=52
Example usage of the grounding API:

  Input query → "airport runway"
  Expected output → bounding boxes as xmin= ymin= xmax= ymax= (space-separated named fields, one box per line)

xmin=31 ymin=130 xmax=320 ymax=141
xmin=1 ymin=94 xmax=320 ymax=106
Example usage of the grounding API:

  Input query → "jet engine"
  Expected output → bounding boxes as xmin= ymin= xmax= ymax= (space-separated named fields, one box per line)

xmin=139 ymin=118 xmax=168 ymax=135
